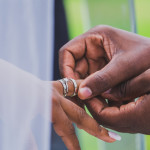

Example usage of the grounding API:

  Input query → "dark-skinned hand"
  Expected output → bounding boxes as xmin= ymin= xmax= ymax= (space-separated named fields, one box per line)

xmin=86 ymin=69 xmax=150 ymax=134
xmin=59 ymin=25 xmax=150 ymax=134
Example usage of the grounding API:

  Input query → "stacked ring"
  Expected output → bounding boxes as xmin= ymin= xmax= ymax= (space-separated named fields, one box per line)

xmin=63 ymin=78 xmax=69 ymax=94
xmin=59 ymin=78 xmax=77 ymax=97
xmin=59 ymin=79 xmax=67 ymax=97
xmin=68 ymin=78 xmax=77 ymax=97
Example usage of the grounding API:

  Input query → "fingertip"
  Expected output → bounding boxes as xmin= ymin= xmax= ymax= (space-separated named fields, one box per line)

xmin=98 ymin=127 xmax=119 ymax=143
xmin=108 ymin=131 xmax=121 ymax=141
xmin=78 ymin=87 xmax=92 ymax=100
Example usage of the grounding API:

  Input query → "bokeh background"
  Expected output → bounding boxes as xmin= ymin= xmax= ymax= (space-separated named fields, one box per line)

xmin=53 ymin=0 xmax=150 ymax=150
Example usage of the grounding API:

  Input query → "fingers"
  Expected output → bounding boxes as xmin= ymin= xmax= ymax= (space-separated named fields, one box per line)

xmin=59 ymin=32 xmax=107 ymax=79
xmin=98 ymin=96 xmax=150 ymax=134
xmin=78 ymin=52 xmax=144 ymax=100
xmin=60 ymin=25 xmax=150 ymax=100
xmin=78 ymin=29 xmax=150 ymax=100
xmin=85 ymin=96 xmax=143 ymax=133
xmin=102 ymin=69 xmax=150 ymax=101
xmin=59 ymin=36 xmax=88 ymax=79
xmin=59 ymin=96 xmax=118 ymax=143
xmin=53 ymin=80 xmax=82 ymax=97
xmin=84 ymin=33 xmax=107 ymax=75
xmin=52 ymin=80 xmax=117 ymax=145
xmin=52 ymin=96 xmax=80 ymax=150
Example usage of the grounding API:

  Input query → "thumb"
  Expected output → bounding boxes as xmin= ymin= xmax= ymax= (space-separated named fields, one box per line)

xmin=78 ymin=54 xmax=146 ymax=100
xmin=78 ymin=57 xmax=121 ymax=100
xmin=102 ymin=69 xmax=150 ymax=101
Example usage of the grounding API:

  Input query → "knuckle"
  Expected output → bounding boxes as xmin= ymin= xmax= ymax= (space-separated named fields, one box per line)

xmin=59 ymin=44 xmax=69 ymax=57
xmin=94 ymin=25 xmax=112 ymax=32
xmin=59 ymin=46 xmax=65 ymax=56
xmin=55 ymin=123 xmax=76 ymax=138
xmin=85 ymin=34 xmax=93 ymax=41
xmin=65 ymin=127 xmax=76 ymax=136
xmin=76 ymin=108 xmax=86 ymax=124
xmin=87 ymin=25 xmax=113 ymax=38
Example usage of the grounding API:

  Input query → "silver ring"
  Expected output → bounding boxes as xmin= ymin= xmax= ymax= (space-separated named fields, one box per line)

xmin=63 ymin=78 xmax=69 ymax=94
xmin=69 ymin=78 xmax=77 ymax=97
xmin=59 ymin=78 xmax=77 ymax=97
xmin=59 ymin=79 xmax=67 ymax=97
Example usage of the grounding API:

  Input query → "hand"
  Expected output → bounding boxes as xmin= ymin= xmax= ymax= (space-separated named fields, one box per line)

xmin=85 ymin=69 xmax=150 ymax=134
xmin=59 ymin=25 xmax=150 ymax=100
xmin=51 ymin=80 xmax=117 ymax=150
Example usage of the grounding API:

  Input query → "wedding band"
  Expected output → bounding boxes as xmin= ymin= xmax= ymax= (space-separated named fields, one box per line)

xmin=63 ymin=78 xmax=69 ymax=94
xmin=59 ymin=79 xmax=67 ymax=97
xmin=69 ymin=78 xmax=77 ymax=97
xmin=59 ymin=78 xmax=77 ymax=97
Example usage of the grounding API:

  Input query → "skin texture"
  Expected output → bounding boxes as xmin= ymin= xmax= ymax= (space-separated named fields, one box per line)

xmin=51 ymin=80 xmax=115 ymax=150
xmin=87 ymin=69 xmax=150 ymax=134
xmin=59 ymin=25 xmax=150 ymax=134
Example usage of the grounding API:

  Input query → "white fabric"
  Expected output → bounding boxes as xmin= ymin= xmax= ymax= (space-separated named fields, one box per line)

xmin=0 ymin=59 xmax=51 ymax=150
xmin=0 ymin=0 xmax=54 ymax=149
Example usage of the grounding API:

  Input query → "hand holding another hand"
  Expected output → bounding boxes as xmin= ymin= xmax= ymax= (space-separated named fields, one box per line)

xmin=86 ymin=69 xmax=150 ymax=134
xmin=59 ymin=25 xmax=150 ymax=135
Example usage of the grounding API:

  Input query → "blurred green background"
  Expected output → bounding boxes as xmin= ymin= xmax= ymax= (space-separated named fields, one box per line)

xmin=63 ymin=0 xmax=150 ymax=149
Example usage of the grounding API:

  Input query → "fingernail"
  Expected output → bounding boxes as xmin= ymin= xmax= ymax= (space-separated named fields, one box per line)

xmin=104 ymin=89 xmax=111 ymax=94
xmin=79 ymin=87 xmax=92 ymax=99
xmin=108 ymin=131 xmax=121 ymax=141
